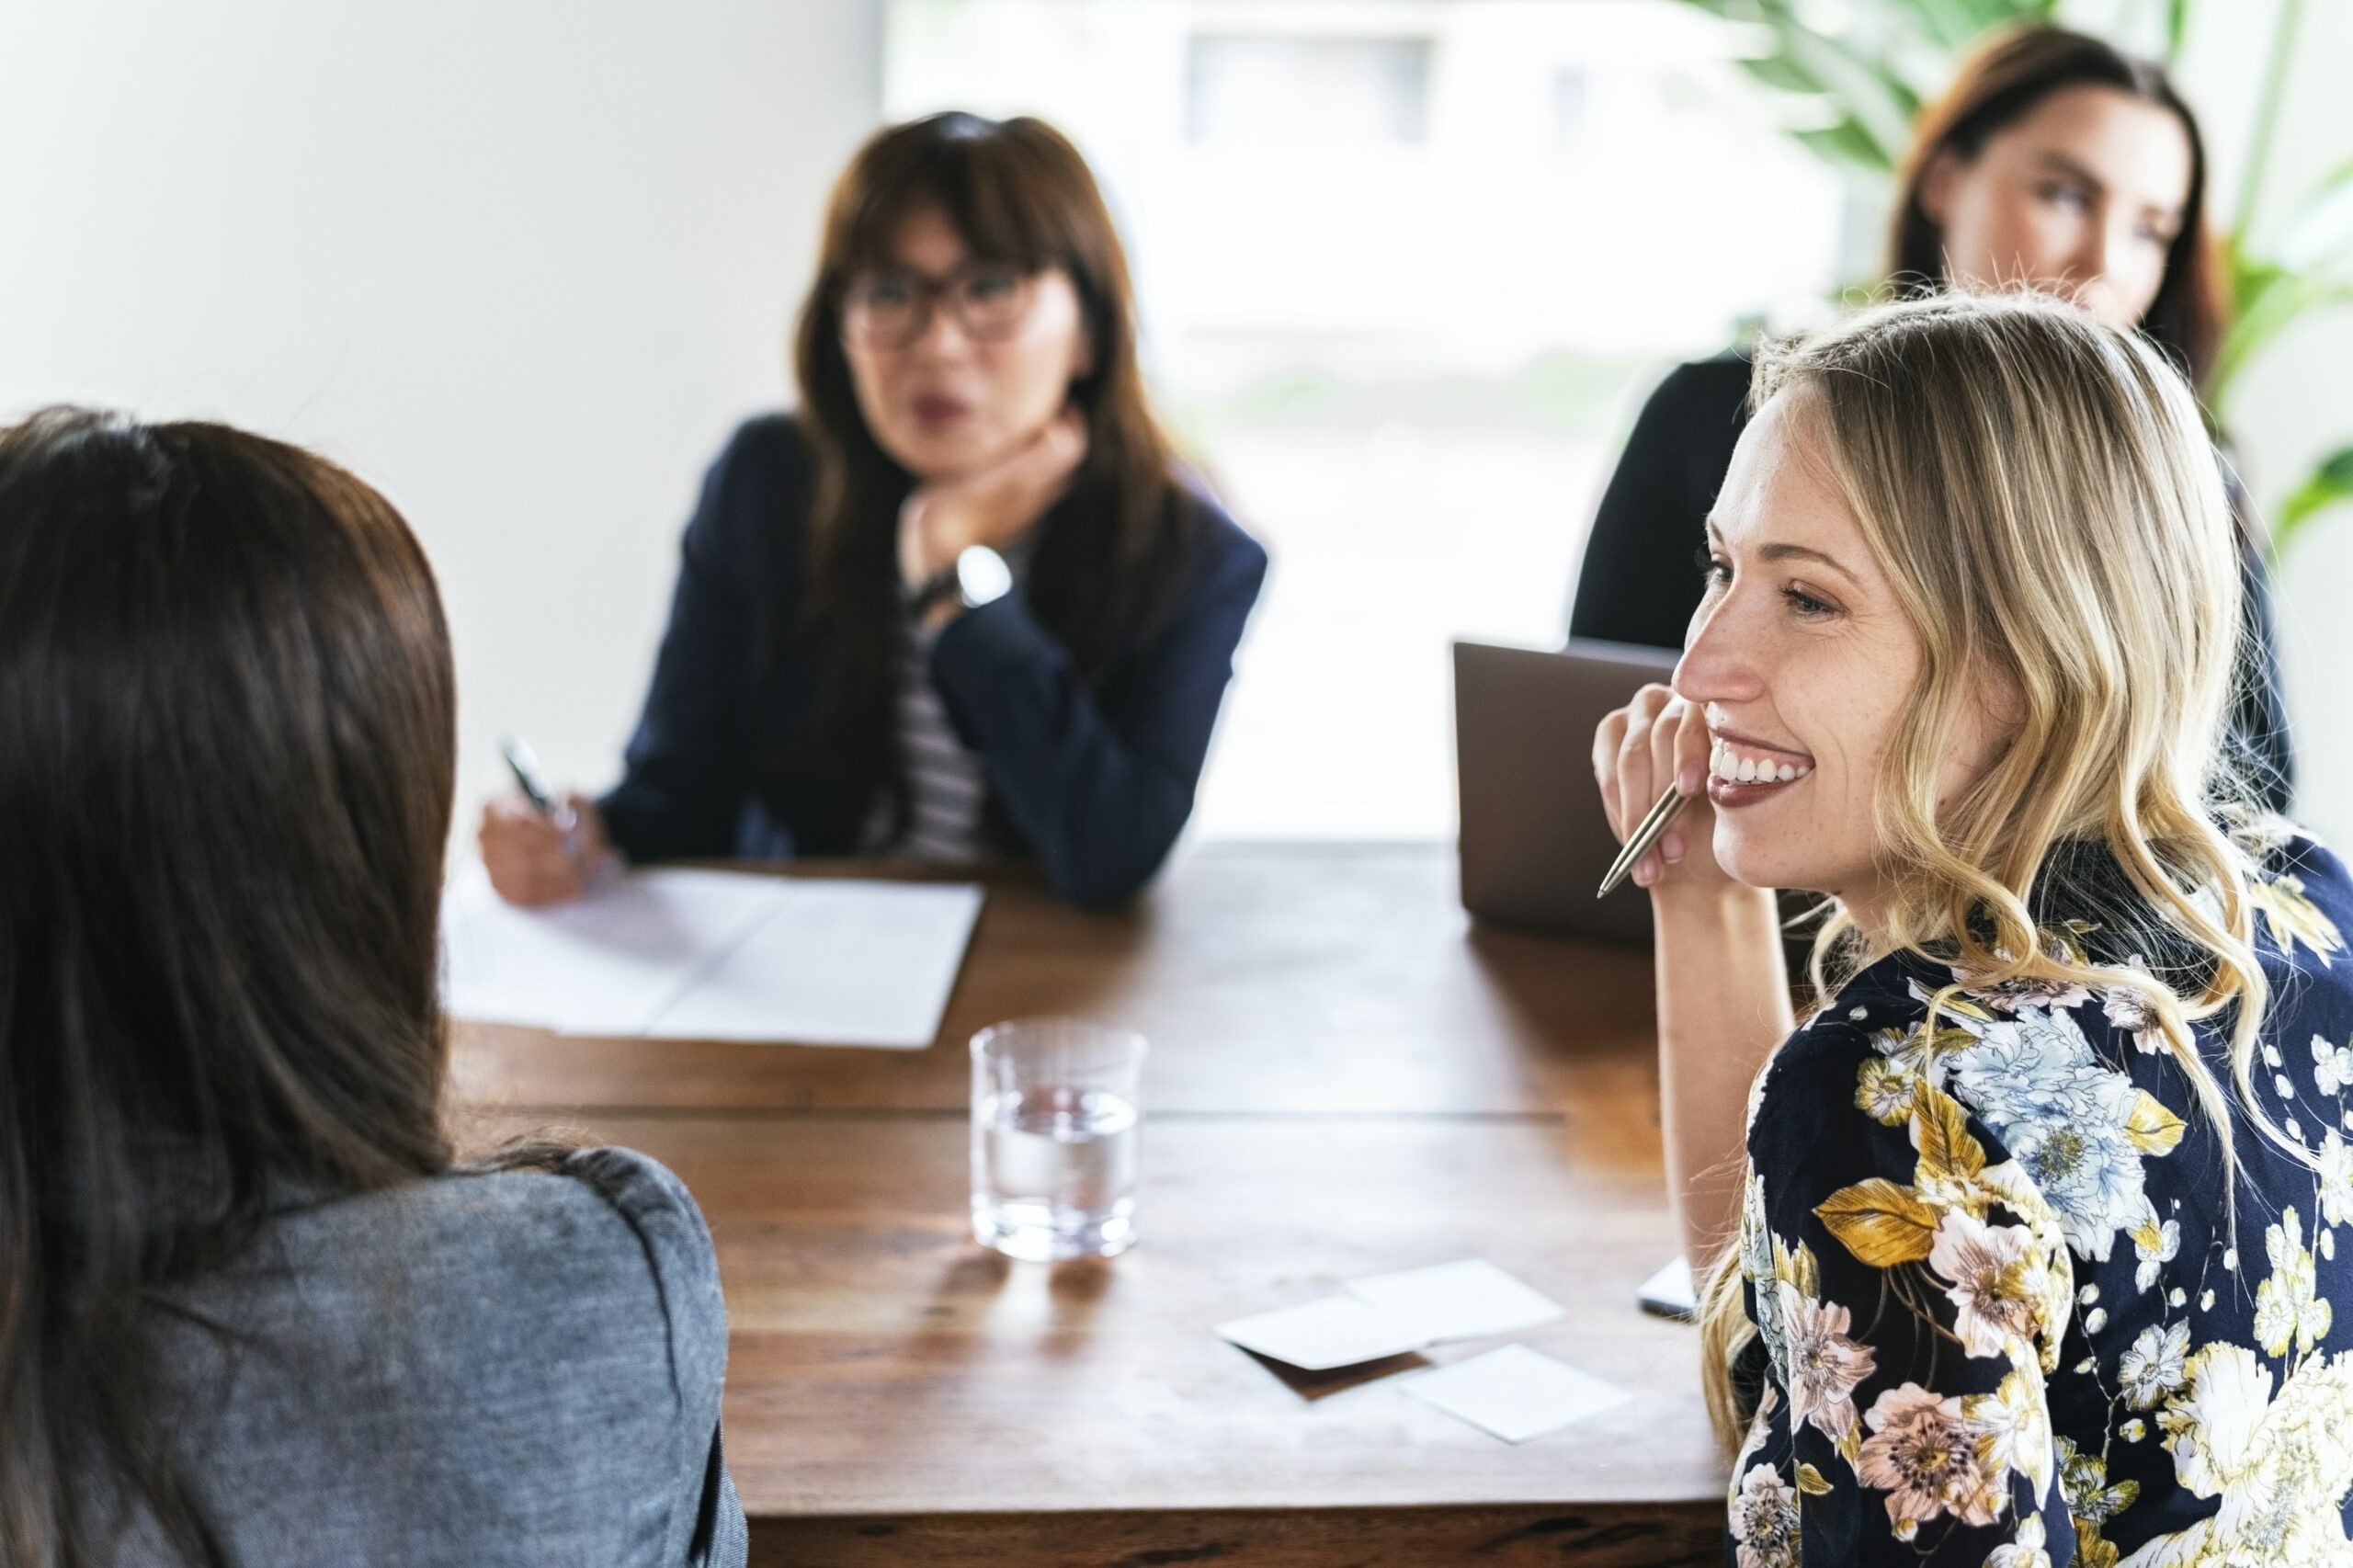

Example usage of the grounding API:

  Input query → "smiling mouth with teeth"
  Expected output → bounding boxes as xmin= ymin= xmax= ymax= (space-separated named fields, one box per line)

xmin=1709 ymin=736 xmax=1813 ymax=788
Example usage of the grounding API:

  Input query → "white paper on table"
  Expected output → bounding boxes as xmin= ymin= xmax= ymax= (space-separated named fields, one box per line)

xmin=1216 ymin=1259 xmax=1568 ymax=1373
xmin=1214 ymin=1295 xmax=1433 ymax=1372
xmin=1637 ymin=1255 xmax=1698 ymax=1318
xmin=1403 ymin=1346 xmax=1631 ymax=1443
xmin=1346 ymin=1259 xmax=1564 ymax=1344
xmin=441 ymin=864 xmax=983 ymax=1049
xmin=643 ymin=879 xmax=983 ymax=1048
xmin=439 ymin=862 xmax=789 ymax=1034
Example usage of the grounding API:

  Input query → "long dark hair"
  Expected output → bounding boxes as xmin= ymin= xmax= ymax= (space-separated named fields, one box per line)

xmin=790 ymin=111 xmax=1195 ymax=829
xmin=1889 ymin=25 xmax=2227 ymax=392
xmin=0 ymin=410 xmax=460 ymax=1564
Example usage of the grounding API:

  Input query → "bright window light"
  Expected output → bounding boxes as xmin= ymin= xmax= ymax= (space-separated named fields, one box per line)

xmin=885 ymin=0 xmax=1845 ymax=839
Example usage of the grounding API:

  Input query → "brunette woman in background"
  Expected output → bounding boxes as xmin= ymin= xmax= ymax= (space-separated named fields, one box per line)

xmin=482 ymin=112 xmax=1267 ymax=910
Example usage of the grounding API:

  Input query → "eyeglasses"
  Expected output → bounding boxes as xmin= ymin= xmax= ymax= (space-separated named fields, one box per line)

xmin=840 ymin=263 xmax=1040 ymax=350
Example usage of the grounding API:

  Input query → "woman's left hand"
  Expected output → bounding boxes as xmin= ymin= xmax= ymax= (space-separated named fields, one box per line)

xmin=898 ymin=408 xmax=1087 ymax=589
xmin=1593 ymin=684 xmax=1726 ymax=896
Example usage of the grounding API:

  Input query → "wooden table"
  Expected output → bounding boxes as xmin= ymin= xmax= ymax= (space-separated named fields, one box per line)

xmin=453 ymin=846 xmax=1728 ymax=1566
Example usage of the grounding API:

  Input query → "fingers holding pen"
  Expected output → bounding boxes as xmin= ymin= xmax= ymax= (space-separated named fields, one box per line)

xmin=478 ymin=791 xmax=613 ymax=907
xmin=1593 ymin=708 xmax=1630 ymax=840
xmin=1588 ymin=683 xmax=1734 ymax=893
xmin=1627 ymin=686 xmax=1684 ymax=884
xmin=1654 ymin=697 xmax=1708 ymax=866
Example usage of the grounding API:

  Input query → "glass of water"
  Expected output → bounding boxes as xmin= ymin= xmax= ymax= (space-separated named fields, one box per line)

xmin=970 ymin=1018 xmax=1146 ymax=1262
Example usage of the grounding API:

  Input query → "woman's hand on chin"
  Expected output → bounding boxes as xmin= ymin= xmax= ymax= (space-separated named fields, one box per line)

xmin=898 ymin=408 xmax=1087 ymax=589
xmin=1593 ymin=683 xmax=1737 ymax=900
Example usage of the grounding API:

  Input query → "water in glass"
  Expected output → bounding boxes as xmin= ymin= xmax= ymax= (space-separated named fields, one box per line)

xmin=970 ymin=1019 xmax=1145 ymax=1261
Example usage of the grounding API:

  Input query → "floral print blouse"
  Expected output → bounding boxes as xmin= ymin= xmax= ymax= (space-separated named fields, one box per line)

xmin=1725 ymin=827 xmax=2353 ymax=1566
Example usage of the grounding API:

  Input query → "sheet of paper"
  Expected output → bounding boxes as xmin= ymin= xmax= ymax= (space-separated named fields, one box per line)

xmin=442 ymin=865 xmax=983 ymax=1048
xmin=1217 ymin=1259 xmax=1569 ymax=1372
xmin=1215 ymin=1295 xmax=1432 ymax=1372
xmin=641 ymin=879 xmax=983 ymax=1048
xmin=1637 ymin=1255 xmax=1698 ymax=1318
xmin=440 ymin=862 xmax=790 ymax=1034
xmin=1403 ymin=1346 xmax=1631 ymax=1443
xmin=1347 ymin=1259 xmax=1563 ymax=1344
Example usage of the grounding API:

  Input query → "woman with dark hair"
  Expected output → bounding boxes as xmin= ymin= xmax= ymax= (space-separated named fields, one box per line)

xmin=480 ymin=111 xmax=1267 ymax=911
xmin=1567 ymin=24 xmax=2293 ymax=810
xmin=0 ymin=409 xmax=744 ymax=1566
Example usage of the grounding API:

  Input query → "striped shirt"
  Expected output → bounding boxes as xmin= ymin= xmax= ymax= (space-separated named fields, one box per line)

xmin=867 ymin=540 xmax=1034 ymax=864
xmin=888 ymin=614 xmax=990 ymax=862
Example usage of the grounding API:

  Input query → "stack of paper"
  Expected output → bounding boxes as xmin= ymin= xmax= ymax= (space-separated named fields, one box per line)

xmin=440 ymin=862 xmax=983 ymax=1049
xmin=1216 ymin=1259 xmax=1631 ymax=1443
xmin=1216 ymin=1259 xmax=1564 ymax=1371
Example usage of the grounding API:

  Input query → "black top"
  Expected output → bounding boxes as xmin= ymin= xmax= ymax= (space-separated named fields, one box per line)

xmin=1568 ymin=355 xmax=2296 ymax=812
xmin=597 ymin=415 xmax=1268 ymax=908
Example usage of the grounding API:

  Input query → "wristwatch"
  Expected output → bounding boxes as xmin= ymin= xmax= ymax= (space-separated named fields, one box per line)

xmin=906 ymin=543 xmax=1015 ymax=617
xmin=955 ymin=544 xmax=1013 ymax=609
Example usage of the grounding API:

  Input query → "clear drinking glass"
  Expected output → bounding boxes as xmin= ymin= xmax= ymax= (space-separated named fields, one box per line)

xmin=970 ymin=1018 xmax=1146 ymax=1261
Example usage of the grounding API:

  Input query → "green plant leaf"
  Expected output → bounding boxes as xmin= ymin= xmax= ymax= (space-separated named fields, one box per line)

xmin=2274 ymin=160 xmax=2353 ymax=274
xmin=2276 ymin=445 xmax=2353 ymax=559
xmin=1758 ymin=16 xmax=1919 ymax=163
xmin=1673 ymin=0 xmax=2071 ymax=176
xmin=2215 ymin=273 xmax=2353 ymax=404
xmin=1796 ymin=116 xmax=1902 ymax=177
xmin=1738 ymin=51 xmax=1836 ymax=97
xmin=1909 ymin=0 xmax=2003 ymax=52
xmin=2234 ymin=0 xmax=2308 ymax=233
xmin=1956 ymin=0 xmax=2060 ymax=37
xmin=2230 ymin=251 xmax=2291 ymax=321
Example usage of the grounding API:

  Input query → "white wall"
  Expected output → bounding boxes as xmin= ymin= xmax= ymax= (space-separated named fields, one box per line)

xmin=0 ymin=0 xmax=881 ymax=833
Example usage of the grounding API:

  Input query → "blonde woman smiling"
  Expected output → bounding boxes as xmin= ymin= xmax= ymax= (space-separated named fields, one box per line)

xmin=1594 ymin=292 xmax=2352 ymax=1561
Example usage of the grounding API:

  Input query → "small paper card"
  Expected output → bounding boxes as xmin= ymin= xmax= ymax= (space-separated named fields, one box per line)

xmin=1637 ymin=1255 xmax=1698 ymax=1319
xmin=1214 ymin=1295 xmax=1432 ymax=1372
xmin=1403 ymin=1345 xmax=1632 ymax=1443
xmin=1347 ymin=1259 xmax=1564 ymax=1344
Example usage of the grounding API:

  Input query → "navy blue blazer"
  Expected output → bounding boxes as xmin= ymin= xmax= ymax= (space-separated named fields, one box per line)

xmin=597 ymin=415 xmax=1267 ymax=908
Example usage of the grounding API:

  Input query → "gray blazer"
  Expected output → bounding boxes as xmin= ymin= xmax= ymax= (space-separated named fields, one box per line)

xmin=118 ymin=1147 xmax=747 ymax=1567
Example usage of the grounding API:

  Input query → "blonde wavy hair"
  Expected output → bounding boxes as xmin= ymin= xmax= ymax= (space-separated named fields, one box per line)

xmin=1696 ymin=290 xmax=2298 ymax=1451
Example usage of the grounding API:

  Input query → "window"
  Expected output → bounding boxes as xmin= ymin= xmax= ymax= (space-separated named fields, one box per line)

xmin=1188 ymin=35 xmax=1434 ymax=144
xmin=884 ymin=0 xmax=1845 ymax=838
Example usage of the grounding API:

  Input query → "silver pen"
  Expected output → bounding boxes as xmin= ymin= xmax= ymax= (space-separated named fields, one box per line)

xmin=1596 ymin=784 xmax=1694 ymax=897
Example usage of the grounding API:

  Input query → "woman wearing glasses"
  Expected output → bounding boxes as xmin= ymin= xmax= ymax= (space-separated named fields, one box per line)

xmin=480 ymin=112 xmax=1267 ymax=909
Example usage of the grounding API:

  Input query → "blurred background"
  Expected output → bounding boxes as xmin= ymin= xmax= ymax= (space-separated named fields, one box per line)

xmin=3 ymin=0 xmax=2347 ymax=847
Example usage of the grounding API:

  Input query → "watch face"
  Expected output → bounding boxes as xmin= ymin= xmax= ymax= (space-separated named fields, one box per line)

xmin=957 ymin=544 xmax=1014 ymax=607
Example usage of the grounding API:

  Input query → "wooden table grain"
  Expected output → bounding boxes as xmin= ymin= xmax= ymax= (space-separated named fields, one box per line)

xmin=451 ymin=846 xmax=1660 ymax=1118
xmin=450 ymin=846 xmax=1728 ymax=1565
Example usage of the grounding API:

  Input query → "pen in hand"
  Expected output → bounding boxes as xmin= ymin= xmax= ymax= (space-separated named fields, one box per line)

xmin=501 ymin=736 xmax=583 ymax=864
xmin=1597 ymin=783 xmax=1694 ymax=898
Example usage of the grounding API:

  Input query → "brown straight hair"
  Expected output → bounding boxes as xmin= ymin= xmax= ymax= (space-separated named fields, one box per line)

xmin=0 ymin=409 xmax=517 ymax=1564
xmin=1888 ymin=25 xmax=2227 ymax=392
xmin=789 ymin=111 xmax=1195 ymax=834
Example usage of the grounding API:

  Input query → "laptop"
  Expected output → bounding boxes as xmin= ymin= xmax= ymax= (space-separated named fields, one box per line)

xmin=1452 ymin=637 xmax=1681 ymax=944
